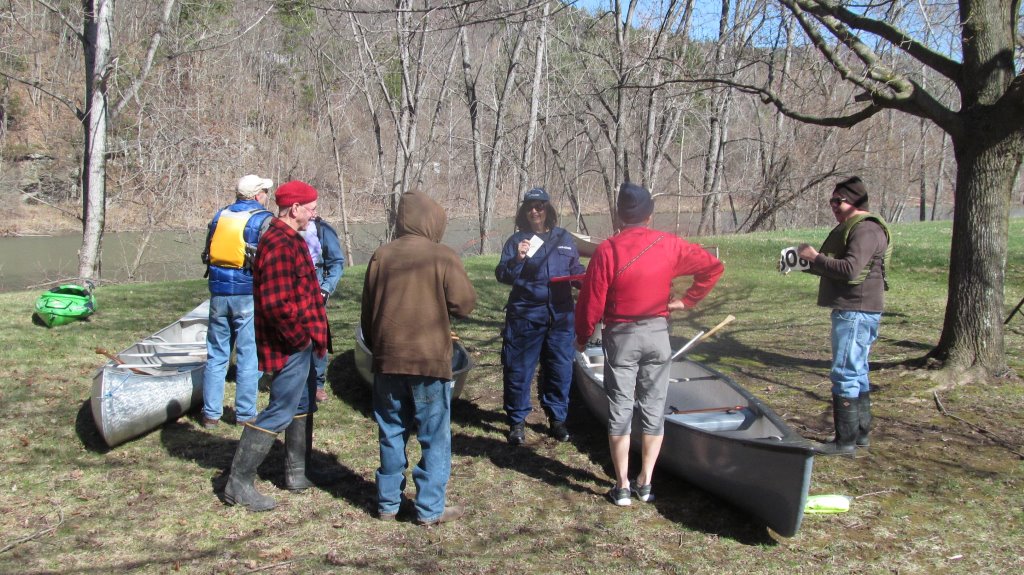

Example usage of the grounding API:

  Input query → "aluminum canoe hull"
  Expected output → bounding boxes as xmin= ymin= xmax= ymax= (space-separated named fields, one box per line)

xmin=354 ymin=327 xmax=473 ymax=399
xmin=91 ymin=300 xmax=209 ymax=447
xmin=574 ymin=345 xmax=815 ymax=537
xmin=569 ymin=232 xmax=600 ymax=258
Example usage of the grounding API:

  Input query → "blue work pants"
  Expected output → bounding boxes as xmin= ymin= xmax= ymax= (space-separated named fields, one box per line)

xmin=501 ymin=311 xmax=574 ymax=425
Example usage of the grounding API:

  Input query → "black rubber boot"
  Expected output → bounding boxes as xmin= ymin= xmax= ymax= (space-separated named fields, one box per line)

xmin=856 ymin=392 xmax=872 ymax=448
xmin=285 ymin=416 xmax=314 ymax=492
xmin=816 ymin=395 xmax=858 ymax=456
xmin=224 ymin=425 xmax=278 ymax=511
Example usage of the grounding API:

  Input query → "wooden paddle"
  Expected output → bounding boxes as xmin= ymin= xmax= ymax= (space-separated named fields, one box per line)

xmin=670 ymin=314 xmax=736 ymax=360
xmin=95 ymin=348 xmax=148 ymax=375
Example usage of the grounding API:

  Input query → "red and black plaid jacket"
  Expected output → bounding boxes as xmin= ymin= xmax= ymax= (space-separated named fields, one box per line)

xmin=253 ymin=217 xmax=328 ymax=372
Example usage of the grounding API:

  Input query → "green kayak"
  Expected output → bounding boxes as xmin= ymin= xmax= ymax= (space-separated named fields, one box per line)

xmin=34 ymin=284 xmax=96 ymax=327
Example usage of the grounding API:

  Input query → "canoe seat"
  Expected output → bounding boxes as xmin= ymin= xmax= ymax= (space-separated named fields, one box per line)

xmin=665 ymin=408 xmax=754 ymax=432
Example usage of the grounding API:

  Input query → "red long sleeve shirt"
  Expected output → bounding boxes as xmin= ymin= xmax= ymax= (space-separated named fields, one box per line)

xmin=253 ymin=217 xmax=328 ymax=372
xmin=575 ymin=226 xmax=724 ymax=346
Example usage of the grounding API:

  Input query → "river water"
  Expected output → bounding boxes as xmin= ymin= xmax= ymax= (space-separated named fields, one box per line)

xmin=1 ymin=215 xmax=599 ymax=293
xmin=0 ymin=205 xmax=977 ymax=293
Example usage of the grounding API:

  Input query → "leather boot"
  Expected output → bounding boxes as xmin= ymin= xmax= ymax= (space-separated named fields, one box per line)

xmin=816 ymin=395 xmax=858 ymax=456
xmin=285 ymin=416 xmax=314 ymax=492
xmin=224 ymin=425 xmax=278 ymax=511
xmin=856 ymin=392 xmax=872 ymax=448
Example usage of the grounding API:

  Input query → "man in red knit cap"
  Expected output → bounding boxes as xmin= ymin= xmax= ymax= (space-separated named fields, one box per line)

xmin=222 ymin=180 xmax=330 ymax=512
xmin=575 ymin=182 xmax=724 ymax=507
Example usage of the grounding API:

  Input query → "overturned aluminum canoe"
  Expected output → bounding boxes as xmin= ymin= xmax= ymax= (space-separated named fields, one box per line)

xmin=91 ymin=300 xmax=209 ymax=447
xmin=569 ymin=231 xmax=600 ymax=258
xmin=574 ymin=344 xmax=815 ymax=537
xmin=354 ymin=327 xmax=474 ymax=399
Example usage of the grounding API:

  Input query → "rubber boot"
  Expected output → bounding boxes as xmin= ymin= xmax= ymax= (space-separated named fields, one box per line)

xmin=816 ymin=395 xmax=858 ymax=456
xmin=856 ymin=392 xmax=872 ymax=448
xmin=285 ymin=415 xmax=314 ymax=492
xmin=224 ymin=425 xmax=278 ymax=511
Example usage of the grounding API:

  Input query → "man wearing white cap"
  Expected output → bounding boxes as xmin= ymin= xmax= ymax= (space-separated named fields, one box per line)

xmin=199 ymin=175 xmax=274 ymax=429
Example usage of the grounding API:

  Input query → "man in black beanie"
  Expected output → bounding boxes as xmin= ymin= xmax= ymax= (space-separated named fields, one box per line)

xmin=797 ymin=176 xmax=892 ymax=456
xmin=576 ymin=182 xmax=723 ymax=505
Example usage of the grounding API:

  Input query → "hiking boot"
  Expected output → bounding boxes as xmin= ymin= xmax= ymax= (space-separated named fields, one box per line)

xmin=549 ymin=420 xmax=571 ymax=442
xmin=507 ymin=423 xmax=526 ymax=446
xmin=631 ymin=483 xmax=654 ymax=503
xmin=607 ymin=486 xmax=631 ymax=507
xmin=416 ymin=505 xmax=465 ymax=526
xmin=201 ymin=417 xmax=220 ymax=429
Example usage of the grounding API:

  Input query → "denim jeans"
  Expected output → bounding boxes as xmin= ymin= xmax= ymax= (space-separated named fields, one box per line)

xmin=313 ymin=349 xmax=328 ymax=390
xmin=501 ymin=312 xmax=574 ymax=425
xmin=202 ymin=294 xmax=262 ymax=422
xmin=250 ymin=342 xmax=317 ymax=433
xmin=830 ymin=309 xmax=881 ymax=398
xmin=373 ymin=374 xmax=452 ymax=522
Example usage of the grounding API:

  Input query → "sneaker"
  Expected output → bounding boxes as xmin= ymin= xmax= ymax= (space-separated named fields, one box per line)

xmin=315 ymin=388 xmax=328 ymax=402
xmin=507 ymin=423 xmax=526 ymax=446
xmin=631 ymin=483 xmax=654 ymax=503
xmin=549 ymin=420 xmax=570 ymax=442
xmin=607 ymin=486 xmax=631 ymax=507
xmin=201 ymin=417 xmax=219 ymax=429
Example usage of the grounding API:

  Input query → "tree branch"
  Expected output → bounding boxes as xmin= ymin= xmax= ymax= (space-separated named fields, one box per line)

xmin=0 ymin=70 xmax=81 ymax=119
xmin=789 ymin=0 xmax=961 ymax=82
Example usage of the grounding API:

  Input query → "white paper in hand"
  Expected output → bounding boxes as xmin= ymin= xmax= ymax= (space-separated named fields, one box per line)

xmin=779 ymin=246 xmax=810 ymax=274
xmin=526 ymin=235 xmax=544 ymax=258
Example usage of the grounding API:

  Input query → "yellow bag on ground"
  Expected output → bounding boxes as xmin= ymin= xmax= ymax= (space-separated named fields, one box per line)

xmin=804 ymin=494 xmax=851 ymax=514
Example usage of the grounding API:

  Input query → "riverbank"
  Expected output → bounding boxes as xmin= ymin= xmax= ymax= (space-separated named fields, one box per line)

xmin=1 ymin=219 xmax=1022 ymax=573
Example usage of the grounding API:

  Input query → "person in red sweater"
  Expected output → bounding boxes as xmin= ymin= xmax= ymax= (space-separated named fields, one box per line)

xmin=222 ymin=180 xmax=329 ymax=512
xmin=574 ymin=182 xmax=724 ymax=506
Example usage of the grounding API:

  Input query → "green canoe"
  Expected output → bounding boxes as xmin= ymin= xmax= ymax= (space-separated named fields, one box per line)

xmin=34 ymin=284 xmax=96 ymax=327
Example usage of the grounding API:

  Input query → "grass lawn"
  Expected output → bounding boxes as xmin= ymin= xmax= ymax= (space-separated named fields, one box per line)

xmin=1 ymin=219 xmax=1022 ymax=574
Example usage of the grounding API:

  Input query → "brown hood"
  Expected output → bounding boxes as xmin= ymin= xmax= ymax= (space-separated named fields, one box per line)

xmin=396 ymin=190 xmax=446 ymax=243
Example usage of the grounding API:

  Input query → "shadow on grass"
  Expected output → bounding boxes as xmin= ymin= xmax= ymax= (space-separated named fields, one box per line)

xmin=159 ymin=413 xmax=377 ymax=514
xmin=75 ymin=399 xmax=110 ymax=454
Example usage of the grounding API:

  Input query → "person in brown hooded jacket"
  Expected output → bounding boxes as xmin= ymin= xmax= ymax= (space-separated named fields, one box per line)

xmin=360 ymin=190 xmax=477 ymax=526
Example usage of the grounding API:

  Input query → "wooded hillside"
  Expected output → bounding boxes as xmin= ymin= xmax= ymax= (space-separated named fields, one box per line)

xmin=0 ymin=0 xmax=959 ymax=246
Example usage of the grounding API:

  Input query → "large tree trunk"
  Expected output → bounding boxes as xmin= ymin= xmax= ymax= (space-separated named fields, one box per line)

xmin=78 ymin=0 xmax=113 ymax=280
xmin=932 ymin=128 xmax=1023 ymax=376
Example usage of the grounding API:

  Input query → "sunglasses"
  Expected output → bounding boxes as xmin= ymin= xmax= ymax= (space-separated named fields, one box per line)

xmin=828 ymin=197 xmax=848 ymax=207
xmin=526 ymin=202 xmax=546 ymax=212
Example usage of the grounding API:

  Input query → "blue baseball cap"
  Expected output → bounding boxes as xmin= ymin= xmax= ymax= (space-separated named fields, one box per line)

xmin=523 ymin=187 xmax=550 ymax=203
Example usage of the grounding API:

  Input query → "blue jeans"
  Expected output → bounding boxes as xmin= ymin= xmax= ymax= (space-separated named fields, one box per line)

xmin=830 ymin=309 xmax=881 ymax=398
xmin=373 ymin=374 xmax=452 ymax=522
xmin=250 ymin=343 xmax=317 ymax=433
xmin=203 ymin=294 xmax=262 ymax=422
xmin=501 ymin=312 xmax=574 ymax=425
xmin=313 ymin=348 xmax=327 ymax=390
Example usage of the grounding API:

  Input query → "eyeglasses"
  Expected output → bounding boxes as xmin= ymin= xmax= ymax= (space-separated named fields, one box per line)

xmin=526 ymin=202 xmax=546 ymax=212
xmin=299 ymin=202 xmax=318 ymax=215
xmin=828 ymin=197 xmax=848 ymax=207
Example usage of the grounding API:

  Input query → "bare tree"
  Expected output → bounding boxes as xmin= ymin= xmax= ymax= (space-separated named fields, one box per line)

xmin=752 ymin=0 xmax=1024 ymax=377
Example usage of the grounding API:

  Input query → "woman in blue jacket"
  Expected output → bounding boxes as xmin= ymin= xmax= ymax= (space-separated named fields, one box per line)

xmin=495 ymin=188 xmax=585 ymax=445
